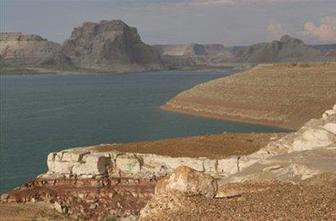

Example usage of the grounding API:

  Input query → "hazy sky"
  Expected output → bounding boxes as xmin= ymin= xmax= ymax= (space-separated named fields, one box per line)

xmin=2 ymin=0 xmax=336 ymax=46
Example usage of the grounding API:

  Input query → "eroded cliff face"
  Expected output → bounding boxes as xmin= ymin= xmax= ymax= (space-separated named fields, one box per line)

xmin=154 ymin=43 xmax=234 ymax=68
xmin=62 ymin=20 xmax=162 ymax=72
xmin=0 ymin=32 xmax=71 ymax=68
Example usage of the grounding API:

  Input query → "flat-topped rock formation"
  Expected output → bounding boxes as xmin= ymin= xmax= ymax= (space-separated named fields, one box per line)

xmin=154 ymin=43 xmax=229 ymax=57
xmin=62 ymin=20 xmax=162 ymax=73
xmin=0 ymin=32 xmax=71 ymax=68
xmin=163 ymin=62 xmax=336 ymax=130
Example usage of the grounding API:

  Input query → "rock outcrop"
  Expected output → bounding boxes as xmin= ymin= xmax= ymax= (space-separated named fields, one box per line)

xmin=155 ymin=166 xmax=217 ymax=198
xmin=44 ymin=147 xmax=240 ymax=179
xmin=62 ymin=20 xmax=162 ymax=72
xmin=221 ymin=105 xmax=336 ymax=184
xmin=154 ymin=44 xmax=228 ymax=57
xmin=139 ymin=166 xmax=217 ymax=220
xmin=43 ymin=105 xmax=335 ymax=184
xmin=233 ymin=35 xmax=326 ymax=63
xmin=0 ymin=32 xmax=71 ymax=68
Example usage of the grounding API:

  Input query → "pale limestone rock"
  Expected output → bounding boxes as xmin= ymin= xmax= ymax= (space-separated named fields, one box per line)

xmin=72 ymin=155 xmax=109 ymax=175
xmin=54 ymin=202 xmax=63 ymax=214
xmin=53 ymin=161 xmax=74 ymax=174
xmin=224 ymin=148 xmax=336 ymax=184
xmin=322 ymin=109 xmax=336 ymax=119
xmin=155 ymin=166 xmax=217 ymax=198
xmin=47 ymin=160 xmax=55 ymax=171
xmin=202 ymin=158 xmax=217 ymax=173
xmin=141 ymin=154 xmax=204 ymax=176
xmin=323 ymin=123 xmax=336 ymax=135
xmin=47 ymin=152 xmax=56 ymax=161
xmin=217 ymin=157 xmax=238 ymax=175
xmin=116 ymin=154 xmax=142 ymax=175
xmin=291 ymin=128 xmax=336 ymax=152
xmin=62 ymin=151 xmax=89 ymax=162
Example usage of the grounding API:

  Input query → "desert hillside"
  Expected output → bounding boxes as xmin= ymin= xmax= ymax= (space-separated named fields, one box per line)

xmin=163 ymin=62 xmax=336 ymax=130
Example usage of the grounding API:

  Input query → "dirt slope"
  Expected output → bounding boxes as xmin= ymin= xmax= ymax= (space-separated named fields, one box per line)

xmin=163 ymin=63 xmax=336 ymax=130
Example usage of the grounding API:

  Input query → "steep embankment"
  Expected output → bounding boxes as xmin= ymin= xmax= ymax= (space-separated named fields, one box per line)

xmin=162 ymin=62 xmax=336 ymax=130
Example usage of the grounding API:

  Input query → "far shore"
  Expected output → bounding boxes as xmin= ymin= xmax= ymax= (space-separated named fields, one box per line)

xmin=0 ymin=63 xmax=242 ymax=75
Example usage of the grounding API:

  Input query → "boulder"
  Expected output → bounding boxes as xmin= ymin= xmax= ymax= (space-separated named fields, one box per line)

xmin=155 ymin=166 xmax=217 ymax=198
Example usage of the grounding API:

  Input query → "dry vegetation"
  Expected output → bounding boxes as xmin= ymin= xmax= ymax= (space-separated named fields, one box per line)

xmin=163 ymin=63 xmax=336 ymax=130
xmin=93 ymin=133 xmax=284 ymax=159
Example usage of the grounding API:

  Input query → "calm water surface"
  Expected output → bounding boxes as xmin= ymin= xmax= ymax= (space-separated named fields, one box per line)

xmin=0 ymin=69 xmax=284 ymax=192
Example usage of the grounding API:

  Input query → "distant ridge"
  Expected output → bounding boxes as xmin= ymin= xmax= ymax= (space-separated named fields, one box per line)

xmin=1 ymin=24 xmax=335 ymax=74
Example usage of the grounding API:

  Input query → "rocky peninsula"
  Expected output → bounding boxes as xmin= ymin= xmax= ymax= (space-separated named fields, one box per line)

xmin=162 ymin=62 xmax=336 ymax=130
xmin=1 ymin=105 xmax=335 ymax=220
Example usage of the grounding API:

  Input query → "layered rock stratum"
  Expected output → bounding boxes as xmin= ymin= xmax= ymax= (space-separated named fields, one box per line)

xmin=1 ymin=29 xmax=335 ymax=74
xmin=0 ymin=32 xmax=71 ymax=69
xmin=62 ymin=20 xmax=162 ymax=72
xmin=163 ymin=62 xmax=336 ymax=130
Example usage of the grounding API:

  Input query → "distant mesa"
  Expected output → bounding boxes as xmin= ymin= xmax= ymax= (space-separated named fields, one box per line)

xmin=232 ymin=34 xmax=326 ymax=63
xmin=61 ymin=20 xmax=162 ymax=72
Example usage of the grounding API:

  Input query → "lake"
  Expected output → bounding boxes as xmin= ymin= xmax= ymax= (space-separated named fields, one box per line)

xmin=0 ymin=69 xmax=284 ymax=193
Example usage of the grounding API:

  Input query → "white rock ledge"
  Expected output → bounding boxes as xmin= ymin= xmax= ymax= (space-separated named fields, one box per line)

xmin=42 ymin=105 xmax=336 ymax=182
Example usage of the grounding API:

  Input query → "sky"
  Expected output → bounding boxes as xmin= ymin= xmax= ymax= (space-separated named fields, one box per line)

xmin=1 ymin=0 xmax=336 ymax=46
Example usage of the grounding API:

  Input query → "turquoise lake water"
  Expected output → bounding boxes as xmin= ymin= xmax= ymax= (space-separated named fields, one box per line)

xmin=0 ymin=69 xmax=284 ymax=193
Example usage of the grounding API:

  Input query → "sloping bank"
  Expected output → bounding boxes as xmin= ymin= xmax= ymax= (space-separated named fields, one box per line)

xmin=162 ymin=62 xmax=336 ymax=130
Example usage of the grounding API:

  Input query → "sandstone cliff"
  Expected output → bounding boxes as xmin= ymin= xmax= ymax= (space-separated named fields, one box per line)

xmin=62 ymin=20 xmax=162 ymax=73
xmin=0 ymin=32 xmax=72 ymax=69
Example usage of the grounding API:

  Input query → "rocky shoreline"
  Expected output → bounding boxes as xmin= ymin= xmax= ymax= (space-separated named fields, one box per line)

xmin=1 ymin=105 xmax=335 ymax=220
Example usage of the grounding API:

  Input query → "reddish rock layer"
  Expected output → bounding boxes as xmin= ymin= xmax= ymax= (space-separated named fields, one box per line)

xmin=1 ymin=177 xmax=156 ymax=220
